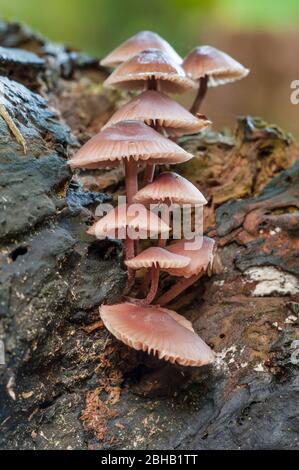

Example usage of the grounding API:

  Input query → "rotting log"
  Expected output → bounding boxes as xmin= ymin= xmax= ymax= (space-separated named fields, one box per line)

xmin=0 ymin=21 xmax=298 ymax=450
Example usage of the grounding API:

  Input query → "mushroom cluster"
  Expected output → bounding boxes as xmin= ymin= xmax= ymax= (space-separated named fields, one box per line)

xmin=69 ymin=31 xmax=249 ymax=367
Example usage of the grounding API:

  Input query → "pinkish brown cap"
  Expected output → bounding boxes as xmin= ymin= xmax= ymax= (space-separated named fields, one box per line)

xmin=183 ymin=45 xmax=249 ymax=86
xmin=104 ymin=49 xmax=196 ymax=94
xmin=166 ymin=236 xmax=215 ymax=278
xmin=86 ymin=203 xmax=170 ymax=239
xmin=125 ymin=246 xmax=190 ymax=270
xmin=100 ymin=302 xmax=215 ymax=367
xmin=102 ymin=90 xmax=211 ymax=137
xmin=68 ymin=120 xmax=193 ymax=169
xmin=100 ymin=30 xmax=182 ymax=67
xmin=165 ymin=309 xmax=194 ymax=332
xmin=133 ymin=172 xmax=207 ymax=205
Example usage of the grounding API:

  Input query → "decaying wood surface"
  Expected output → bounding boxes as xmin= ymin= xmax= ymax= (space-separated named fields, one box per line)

xmin=0 ymin=21 xmax=298 ymax=450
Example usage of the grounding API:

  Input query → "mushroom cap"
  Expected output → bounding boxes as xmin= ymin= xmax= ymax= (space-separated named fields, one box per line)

xmin=125 ymin=246 xmax=190 ymax=270
xmin=102 ymin=90 xmax=211 ymax=137
xmin=86 ymin=203 xmax=170 ymax=239
xmin=100 ymin=30 xmax=182 ymax=67
xmin=183 ymin=45 xmax=249 ymax=86
xmin=133 ymin=171 xmax=207 ymax=205
xmin=68 ymin=120 xmax=193 ymax=169
xmin=166 ymin=236 xmax=215 ymax=278
xmin=100 ymin=302 xmax=215 ymax=367
xmin=104 ymin=49 xmax=196 ymax=94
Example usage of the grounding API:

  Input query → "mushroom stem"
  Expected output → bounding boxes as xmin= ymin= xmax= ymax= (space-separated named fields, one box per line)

xmin=124 ymin=158 xmax=138 ymax=204
xmin=143 ymin=163 xmax=155 ymax=185
xmin=190 ymin=75 xmax=209 ymax=115
xmin=124 ymin=237 xmax=135 ymax=290
xmin=156 ymin=272 xmax=202 ymax=306
xmin=123 ymin=236 xmax=135 ymax=262
xmin=143 ymin=77 xmax=158 ymax=186
xmin=147 ymin=76 xmax=158 ymax=91
xmin=158 ymin=198 xmax=170 ymax=247
xmin=158 ymin=237 xmax=167 ymax=248
xmin=142 ymin=265 xmax=160 ymax=304
xmin=124 ymin=158 xmax=138 ymax=289
xmin=140 ymin=269 xmax=150 ymax=293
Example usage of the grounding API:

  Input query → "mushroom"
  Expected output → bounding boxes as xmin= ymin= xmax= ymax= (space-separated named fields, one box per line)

xmin=133 ymin=171 xmax=207 ymax=205
xmin=125 ymin=246 xmax=190 ymax=304
xmin=100 ymin=30 xmax=182 ymax=67
xmin=156 ymin=236 xmax=215 ymax=306
xmin=133 ymin=172 xmax=207 ymax=247
xmin=102 ymin=90 xmax=211 ymax=138
xmin=87 ymin=203 xmax=170 ymax=287
xmin=104 ymin=48 xmax=196 ymax=94
xmin=100 ymin=302 xmax=215 ymax=367
xmin=104 ymin=48 xmax=196 ymax=185
xmin=182 ymin=45 xmax=249 ymax=114
xmin=68 ymin=120 xmax=192 ymax=204
xmin=87 ymin=203 xmax=170 ymax=241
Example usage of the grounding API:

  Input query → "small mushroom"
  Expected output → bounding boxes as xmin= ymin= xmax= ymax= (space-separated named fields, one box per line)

xmin=100 ymin=302 xmax=215 ymax=367
xmin=100 ymin=30 xmax=182 ymax=67
xmin=103 ymin=90 xmax=211 ymax=138
xmin=133 ymin=171 xmax=207 ymax=205
xmin=104 ymin=48 xmax=196 ymax=94
xmin=87 ymin=203 xmax=170 ymax=289
xmin=183 ymin=45 xmax=249 ymax=114
xmin=133 ymin=172 xmax=207 ymax=248
xmin=156 ymin=236 xmax=215 ymax=306
xmin=125 ymin=246 xmax=190 ymax=304
xmin=87 ymin=203 xmax=170 ymax=241
xmin=68 ymin=120 xmax=193 ymax=189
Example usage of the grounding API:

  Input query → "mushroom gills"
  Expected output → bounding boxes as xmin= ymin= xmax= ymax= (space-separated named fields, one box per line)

xmin=100 ymin=302 xmax=215 ymax=367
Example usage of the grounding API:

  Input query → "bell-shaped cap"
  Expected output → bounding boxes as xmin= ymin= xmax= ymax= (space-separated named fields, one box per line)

xmin=103 ymin=90 xmax=210 ymax=137
xmin=183 ymin=45 xmax=249 ymax=86
xmin=100 ymin=30 xmax=182 ymax=67
xmin=125 ymin=246 xmax=190 ymax=270
xmin=104 ymin=49 xmax=196 ymax=94
xmin=100 ymin=302 xmax=215 ymax=367
xmin=133 ymin=171 xmax=207 ymax=206
xmin=86 ymin=203 xmax=170 ymax=239
xmin=166 ymin=236 xmax=215 ymax=278
xmin=68 ymin=120 xmax=193 ymax=170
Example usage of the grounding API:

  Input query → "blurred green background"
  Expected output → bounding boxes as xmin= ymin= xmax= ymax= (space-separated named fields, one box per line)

xmin=1 ymin=0 xmax=298 ymax=55
xmin=1 ymin=0 xmax=299 ymax=136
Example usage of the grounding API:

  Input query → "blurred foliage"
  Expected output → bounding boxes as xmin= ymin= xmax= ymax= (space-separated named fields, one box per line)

xmin=218 ymin=0 xmax=299 ymax=28
xmin=0 ymin=0 xmax=298 ymax=56
xmin=0 ymin=0 xmax=298 ymax=138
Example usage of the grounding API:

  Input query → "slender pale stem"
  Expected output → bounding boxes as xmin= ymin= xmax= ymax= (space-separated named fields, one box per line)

xmin=142 ymin=265 xmax=160 ymax=305
xmin=143 ymin=77 xmax=158 ymax=186
xmin=124 ymin=158 xmax=138 ymax=290
xmin=143 ymin=164 xmax=155 ymax=186
xmin=140 ymin=269 xmax=150 ymax=294
xmin=156 ymin=272 xmax=202 ymax=306
xmin=124 ymin=237 xmax=135 ymax=289
xmin=190 ymin=75 xmax=209 ymax=115
xmin=124 ymin=158 xmax=138 ymax=205
xmin=158 ymin=198 xmax=170 ymax=247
